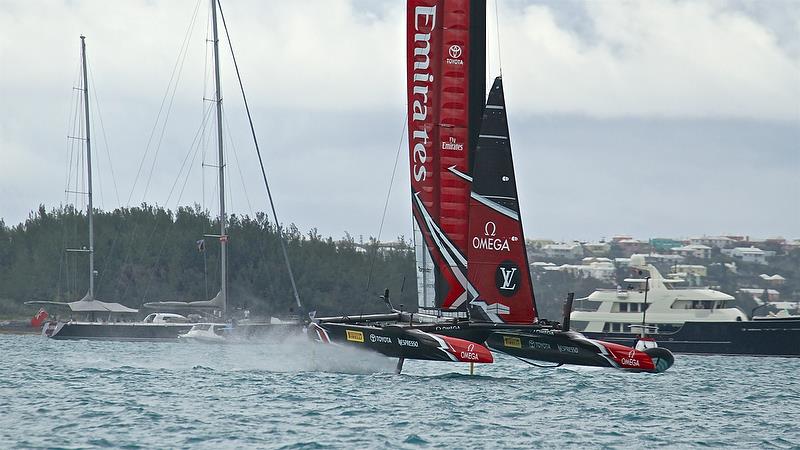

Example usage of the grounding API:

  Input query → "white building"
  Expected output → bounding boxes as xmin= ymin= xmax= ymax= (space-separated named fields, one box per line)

xmin=645 ymin=253 xmax=685 ymax=264
xmin=542 ymin=243 xmax=584 ymax=259
xmin=723 ymin=247 xmax=773 ymax=264
xmin=739 ymin=288 xmax=780 ymax=302
xmin=672 ymin=264 xmax=708 ymax=277
xmin=582 ymin=242 xmax=611 ymax=256
xmin=544 ymin=261 xmax=616 ymax=281
xmin=615 ymin=257 xmax=631 ymax=267
xmin=759 ymin=274 xmax=786 ymax=285
xmin=689 ymin=236 xmax=734 ymax=249
xmin=671 ymin=244 xmax=712 ymax=259
xmin=670 ymin=264 xmax=708 ymax=286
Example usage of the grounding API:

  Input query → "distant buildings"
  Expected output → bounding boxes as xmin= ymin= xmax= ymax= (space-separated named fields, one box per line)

xmin=541 ymin=242 xmax=584 ymax=259
xmin=739 ymin=288 xmax=781 ymax=302
xmin=650 ymin=238 xmax=684 ymax=253
xmin=644 ymin=253 xmax=685 ymax=264
xmin=614 ymin=238 xmax=650 ymax=256
xmin=530 ymin=257 xmax=615 ymax=282
xmin=670 ymin=264 xmax=708 ymax=286
xmin=759 ymin=274 xmax=786 ymax=285
xmin=582 ymin=242 xmax=611 ymax=256
xmin=722 ymin=247 xmax=775 ymax=265
xmin=671 ymin=244 xmax=712 ymax=259
xmin=689 ymin=236 xmax=734 ymax=249
xmin=525 ymin=234 xmax=798 ymax=306
xmin=672 ymin=265 xmax=708 ymax=278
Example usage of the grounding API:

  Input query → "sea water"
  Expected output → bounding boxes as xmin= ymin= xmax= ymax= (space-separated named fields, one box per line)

xmin=1 ymin=334 xmax=798 ymax=449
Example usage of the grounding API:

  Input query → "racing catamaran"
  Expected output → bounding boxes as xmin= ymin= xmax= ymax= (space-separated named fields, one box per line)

xmin=311 ymin=0 xmax=673 ymax=373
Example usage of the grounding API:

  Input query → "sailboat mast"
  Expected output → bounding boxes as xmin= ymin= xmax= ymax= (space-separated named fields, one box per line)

xmin=80 ymin=35 xmax=95 ymax=299
xmin=210 ymin=0 xmax=227 ymax=315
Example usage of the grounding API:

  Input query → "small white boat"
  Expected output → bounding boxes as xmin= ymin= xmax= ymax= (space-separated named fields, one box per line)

xmin=178 ymin=323 xmax=231 ymax=343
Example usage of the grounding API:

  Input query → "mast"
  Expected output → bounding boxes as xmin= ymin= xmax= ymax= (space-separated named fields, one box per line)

xmin=80 ymin=35 xmax=95 ymax=300
xmin=211 ymin=0 xmax=227 ymax=315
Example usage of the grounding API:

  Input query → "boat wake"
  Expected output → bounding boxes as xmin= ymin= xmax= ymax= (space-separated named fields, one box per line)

xmin=178 ymin=334 xmax=398 ymax=374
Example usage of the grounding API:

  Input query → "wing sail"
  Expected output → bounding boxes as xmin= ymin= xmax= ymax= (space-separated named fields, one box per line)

xmin=407 ymin=0 xmax=485 ymax=314
xmin=466 ymin=77 xmax=537 ymax=324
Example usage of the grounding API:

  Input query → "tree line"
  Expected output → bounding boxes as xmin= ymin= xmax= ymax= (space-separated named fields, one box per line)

xmin=0 ymin=204 xmax=608 ymax=321
xmin=0 ymin=205 xmax=416 ymax=319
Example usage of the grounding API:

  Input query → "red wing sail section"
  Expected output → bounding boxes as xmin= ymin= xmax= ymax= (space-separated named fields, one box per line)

xmin=467 ymin=77 xmax=537 ymax=324
xmin=437 ymin=0 xmax=471 ymax=262
xmin=408 ymin=0 xmax=484 ymax=313
xmin=408 ymin=0 xmax=443 ymax=310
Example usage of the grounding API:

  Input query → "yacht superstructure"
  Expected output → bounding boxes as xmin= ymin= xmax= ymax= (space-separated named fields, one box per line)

xmin=571 ymin=255 xmax=746 ymax=335
xmin=571 ymin=255 xmax=799 ymax=356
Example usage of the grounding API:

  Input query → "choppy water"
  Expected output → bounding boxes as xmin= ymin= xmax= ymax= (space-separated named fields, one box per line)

xmin=1 ymin=334 xmax=799 ymax=449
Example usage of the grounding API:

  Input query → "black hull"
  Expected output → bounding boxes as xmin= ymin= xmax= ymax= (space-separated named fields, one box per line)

xmin=487 ymin=329 xmax=615 ymax=368
xmin=486 ymin=329 xmax=674 ymax=373
xmin=45 ymin=322 xmax=193 ymax=341
xmin=311 ymin=322 xmax=493 ymax=363
xmin=581 ymin=318 xmax=800 ymax=357
xmin=312 ymin=315 xmax=672 ymax=372
xmin=45 ymin=321 xmax=304 ymax=342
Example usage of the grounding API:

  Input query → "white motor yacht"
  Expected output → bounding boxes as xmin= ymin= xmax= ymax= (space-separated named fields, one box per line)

xmin=571 ymin=254 xmax=746 ymax=335
xmin=569 ymin=254 xmax=799 ymax=356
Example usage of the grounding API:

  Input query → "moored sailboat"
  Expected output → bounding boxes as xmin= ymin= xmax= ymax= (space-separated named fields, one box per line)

xmin=24 ymin=36 xmax=188 ymax=340
xmin=30 ymin=1 xmax=304 ymax=341
xmin=142 ymin=0 xmax=305 ymax=340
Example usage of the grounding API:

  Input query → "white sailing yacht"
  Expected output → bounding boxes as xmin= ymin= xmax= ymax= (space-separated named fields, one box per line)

xmin=32 ymin=1 xmax=303 ymax=340
xmin=25 ymin=36 xmax=193 ymax=340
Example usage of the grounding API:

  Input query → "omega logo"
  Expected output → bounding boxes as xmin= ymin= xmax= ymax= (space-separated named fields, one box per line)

xmin=484 ymin=221 xmax=496 ymax=237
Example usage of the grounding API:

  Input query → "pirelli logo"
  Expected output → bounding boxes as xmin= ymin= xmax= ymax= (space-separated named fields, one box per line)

xmin=346 ymin=330 xmax=364 ymax=343
xmin=503 ymin=336 xmax=522 ymax=348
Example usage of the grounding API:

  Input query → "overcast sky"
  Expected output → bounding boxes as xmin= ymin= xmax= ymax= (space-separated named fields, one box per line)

xmin=1 ymin=0 xmax=798 ymax=243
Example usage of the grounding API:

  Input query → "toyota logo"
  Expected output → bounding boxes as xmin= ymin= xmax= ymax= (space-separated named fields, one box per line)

xmin=370 ymin=334 xmax=376 ymax=343
xmin=449 ymin=45 xmax=462 ymax=59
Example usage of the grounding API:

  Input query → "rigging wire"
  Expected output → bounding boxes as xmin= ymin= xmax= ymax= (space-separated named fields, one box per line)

xmin=137 ymin=107 xmax=211 ymax=304
xmin=75 ymin=65 xmax=87 ymax=298
xmin=60 ymin=53 xmax=84 ymax=300
xmin=356 ymin=112 xmax=407 ymax=318
xmin=112 ymin=0 xmax=202 ymax=302
xmin=217 ymin=0 xmax=302 ymax=310
xmin=201 ymin=8 xmax=211 ymax=247
xmin=200 ymin=16 xmax=211 ymax=302
xmin=127 ymin=0 xmax=202 ymax=206
xmin=222 ymin=104 xmax=255 ymax=216
xmin=63 ymin=54 xmax=83 ymax=206
xmin=494 ymin=0 xmax=503 ymax=77
xmin=58 ymin=54 xmax=82 ymax=299
xmin=364 ymin=113 xmax=407 ymax=294
xmin=87 ymin=62 xmax=127 ymax=295
xmin=87 ymin=63 xmax=121 ymax=206
xmin=119 ymin=103 xmax=215 ymax=303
